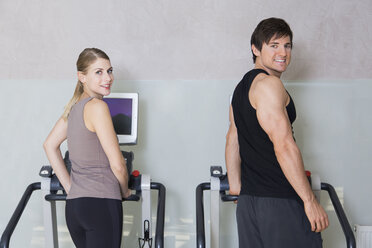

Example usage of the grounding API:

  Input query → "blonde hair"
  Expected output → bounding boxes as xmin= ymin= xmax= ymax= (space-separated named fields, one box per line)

xmin=62 ymin=48 xmax=110 ymax=121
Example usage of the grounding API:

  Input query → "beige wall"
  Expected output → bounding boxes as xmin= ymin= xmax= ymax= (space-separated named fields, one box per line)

xmin=0 ymin=0 xmax=371 ymax=80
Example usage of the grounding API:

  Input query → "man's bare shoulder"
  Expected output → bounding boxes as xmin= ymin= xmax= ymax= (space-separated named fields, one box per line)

xmin=251 ymin=74 xmax=287 ymax=108
xmin=254 ymin=74 xmax=284 ymax=92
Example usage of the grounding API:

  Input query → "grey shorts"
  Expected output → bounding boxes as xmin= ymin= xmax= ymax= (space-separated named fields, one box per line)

xmin=236 ymin=195 xmax=322 ymax=248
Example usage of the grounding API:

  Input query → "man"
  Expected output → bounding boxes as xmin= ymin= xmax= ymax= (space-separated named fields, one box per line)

xmin=225 ymin=17 xmax=329 ymax=248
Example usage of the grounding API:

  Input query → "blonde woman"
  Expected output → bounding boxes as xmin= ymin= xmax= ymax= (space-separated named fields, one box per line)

xmin=44 ymin=48 xmax=131 ymax=248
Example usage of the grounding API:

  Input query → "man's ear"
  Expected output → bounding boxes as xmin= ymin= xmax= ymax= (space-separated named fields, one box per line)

xmin=77 ymin=71 xmax=86 ymax=84
xmin=251 ymin=44 xmax=261 ymax=57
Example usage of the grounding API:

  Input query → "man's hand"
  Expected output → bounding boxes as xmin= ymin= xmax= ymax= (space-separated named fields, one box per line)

xmin=229 ymin=185 xmax=240 ymax=196
xmin=304 ymin=198 xmax=329 ymax=232
xmin=229 ymin=184 xmax=240 ymax=204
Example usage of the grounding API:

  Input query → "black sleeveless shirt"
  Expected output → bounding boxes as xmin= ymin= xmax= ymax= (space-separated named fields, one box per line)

xmin=232 ymin=69 xmax=300 ymax=201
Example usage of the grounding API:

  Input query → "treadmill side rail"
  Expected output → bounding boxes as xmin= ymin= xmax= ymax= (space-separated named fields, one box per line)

xmin=0 ymin=183 xmax=41 ymax=248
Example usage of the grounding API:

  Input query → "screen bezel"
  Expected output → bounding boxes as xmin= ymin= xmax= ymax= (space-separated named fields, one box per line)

xmin=104 ymin=92 xmax=138 ymax=145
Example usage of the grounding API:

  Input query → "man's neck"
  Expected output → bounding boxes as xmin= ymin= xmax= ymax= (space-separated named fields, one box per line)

xmin=254 ymin=61 xmax=282 ymax=78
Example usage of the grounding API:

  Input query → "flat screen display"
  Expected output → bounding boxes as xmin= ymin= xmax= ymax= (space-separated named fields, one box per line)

xmin=103 ymin=93 xmax=138 ymax=145
xmin=103 ymin=98 xmax=132 ymax=135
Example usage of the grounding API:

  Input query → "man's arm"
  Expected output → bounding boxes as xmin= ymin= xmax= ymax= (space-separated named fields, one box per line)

xmin=254 ymin=76 xmax=329 ymax=232
xmin=225 ymin=104 xmax=241 ymax=196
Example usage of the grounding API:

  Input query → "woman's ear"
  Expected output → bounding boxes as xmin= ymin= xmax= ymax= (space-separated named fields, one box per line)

xmin=77 ymin=71 xmax=86 ymax=84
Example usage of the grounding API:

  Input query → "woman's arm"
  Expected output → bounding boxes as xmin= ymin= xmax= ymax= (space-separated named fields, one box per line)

xmin=43 ymin=117 xmax=71 ymax=193
xmin=85 ymin=98 xmax=131 ymax=198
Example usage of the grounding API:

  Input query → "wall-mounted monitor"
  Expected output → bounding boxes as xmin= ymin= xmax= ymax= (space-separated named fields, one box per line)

xmin=103 ymin=93 xmax=138 ymax=145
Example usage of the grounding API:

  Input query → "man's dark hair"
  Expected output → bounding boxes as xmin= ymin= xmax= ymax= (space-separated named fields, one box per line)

xmin=250 ymin=17 xmax=293 ymax=63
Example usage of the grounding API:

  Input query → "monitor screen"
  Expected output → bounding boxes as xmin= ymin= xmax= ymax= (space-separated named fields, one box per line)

xmin=103 ymin=93 xmax=138 ymax=145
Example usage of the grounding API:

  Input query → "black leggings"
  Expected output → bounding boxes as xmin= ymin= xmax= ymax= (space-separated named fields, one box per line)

xmin=66 ymin=197 xmax=123 ymax=248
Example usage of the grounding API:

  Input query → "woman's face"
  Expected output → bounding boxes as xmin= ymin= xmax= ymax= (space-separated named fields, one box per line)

xmin=79 ymin=58 xmax=114 ymax=99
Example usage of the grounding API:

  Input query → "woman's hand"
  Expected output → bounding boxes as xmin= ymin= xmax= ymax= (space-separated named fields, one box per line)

xmin=122 ymin=189 xmax=132 ymax=199
xmin=64 ymin=182 xmax=71 ymax=195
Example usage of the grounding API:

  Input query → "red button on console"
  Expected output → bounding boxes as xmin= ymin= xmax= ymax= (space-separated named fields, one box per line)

xmin=132 ymin=170 xmax=140 ymax=177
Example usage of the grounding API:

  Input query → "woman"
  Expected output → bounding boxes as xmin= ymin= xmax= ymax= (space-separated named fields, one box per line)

xmin=43 ymin=48 xmax=131 ymax=248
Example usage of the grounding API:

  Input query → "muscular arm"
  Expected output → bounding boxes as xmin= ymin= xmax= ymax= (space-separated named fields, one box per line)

xmin=43 ymin=118 xmax=71 ymax=193
xmin=85 ymin=99 xmax=131 ymax=198
xmin=254 ymin=76 xmax=328 ymax=232
xmin=225 ymin=104 xmax=241 ymax=196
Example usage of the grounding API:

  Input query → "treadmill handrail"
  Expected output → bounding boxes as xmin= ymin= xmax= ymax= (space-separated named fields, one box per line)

xmin=220 ymin=191 xmax=238 ymax=202
xmin=321 ymin=183 xmax=356 ymax=248
xmin=0 ymin=182 xmax=41 ymax=248
xmin=151 ymin=182 xmax=166 ymax=248
xmin=44 ymin=193 xmax=142 ymax=202
xmin=196 ymin=182 xmax=210 ymax=248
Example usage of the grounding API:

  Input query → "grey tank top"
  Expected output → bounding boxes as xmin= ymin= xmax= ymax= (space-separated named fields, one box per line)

xmin=66 ymin=97 xmax=121 ymax=200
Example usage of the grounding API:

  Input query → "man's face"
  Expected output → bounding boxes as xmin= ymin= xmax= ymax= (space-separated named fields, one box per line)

xmin=253 ymin=35 xmax=292 ymax=77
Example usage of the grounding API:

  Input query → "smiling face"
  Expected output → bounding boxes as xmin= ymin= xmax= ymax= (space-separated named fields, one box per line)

xmin=78 ymin=58 xmax=114 ymax=99
xmin=252 ymin=35 xmax=292 ymax=78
